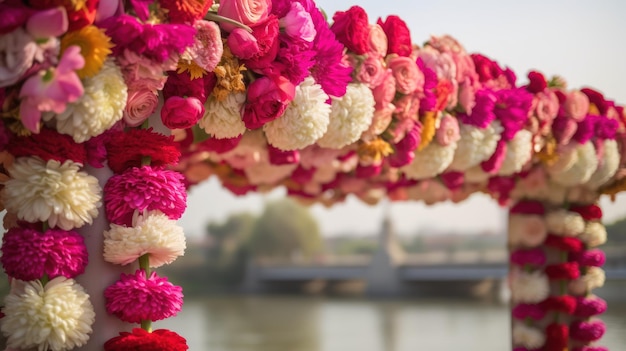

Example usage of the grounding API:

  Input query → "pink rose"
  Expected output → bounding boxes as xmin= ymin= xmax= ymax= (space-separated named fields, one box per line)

xmin=368 ymin=24 xmax=388 ymax=58
xmin=436 ymin=114 xmax=460 ymax=146
xmin=355 ymin=55 xmax=386 ymax=88
xmin=377 ymin=15 xmax=412 ymax=57
xmin=123 ymin=89 xmax=158 ymax=127
xmin=330 ymin=6 xmax=370 ymax=55
xmin=227 ymin=27 xmax=260 ymax=59
xmin=393 ymin=93 xmax=420 ymax=121
xmin=552 ymin=115 xmax=578 ymax=145
xmin=280 ymin=2 xmax=316 ymax=42
xmin=458 ymin=78 xmax=476 ymax=113
xmin=241 ymin=15 xmax=280 ymax=71
xmin=217 ymin=0 xmax=271 ymax=32
xmin=388 ymin=56 xmax=423 ymax=95
xmin=564 ymin=90 xmax=590 ymax=122
xmin=372 ymin=70 xmax=395 ymax=109
xmin=242 ymin=75 xmax=295 ymax=129
xmin=362 ymin=103 xmax=394 ymax=140
xmin=161 ymin=96 xmax=204 ymax=130
xmin=534 ymin=90 xmax=559 ymax=134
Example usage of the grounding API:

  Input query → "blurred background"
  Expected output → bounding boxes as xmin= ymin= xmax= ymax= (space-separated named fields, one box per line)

xmin=162 ymin=1 xmax=626 ymax=350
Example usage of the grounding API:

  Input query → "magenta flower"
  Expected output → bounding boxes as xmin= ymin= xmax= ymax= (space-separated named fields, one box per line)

xmin=0 ymin=227 xmax=88 ymax=281
xmin=510 ymin=248 xmax=547 ymax=267
xmin=570 ymin=320 xmax=606 ymax=342
xmin=494 ymin=88 xmax=534 ymax=141
xmin=574 ymin=296 xmax=607 ymax=318
xmin=104 ymin=270 xmax=183 ymax=323
xmin=480 ymin=139 xmax=507 ymax=174
xmin=511 ymin=303 xmax=546 ymax=321
xmin=572 ymin=347 xmax=609 ymax=351
xmin=573 ymin=114 xmax=596 ymax=144
xmin=571 ymin=249 xmax=606 ymax=268
xmin=104 ymin=166 xmax=187 ymax=226
xmin=26 ymin=7 xmax=68 ymax=39
xmin=19 ymin=45 xmax=84 ymax=132
xmin=458 ymin=89 xmax=497 ymax=128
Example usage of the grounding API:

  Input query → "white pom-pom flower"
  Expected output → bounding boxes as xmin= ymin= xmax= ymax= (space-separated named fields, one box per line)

xmin=586 ymin=139 xmax=620 ymax=189
xmin=2 ymin=157 xmax=101 ymax=230
xmin=265 ymin=77 xmax=331 ymax=150
xmin=512 ymin=321 xmax=546 ymax=349
xmin=317 ymin=83 xmax=375 ymax=149
xmin=508 ymin=214 xmax=548 ymax=247
xmin=497 ymin=129 xmax=533 ymax=176
xmin=448 ymin=121 xmax=503 ymax=171
xmin=104 ymin=211 xmax=186 ymax=268
xmin=199 ymin=92 xmax=247 ymax=139
xmin=401 ymin=141 xmax=457 ymax=180
xmin=579 ymin=221 xmax=607 ymax=248
xmin=545 ymin=209 xmax=585 ymax=236
xmin=44 ymin=60 xmax=127 ymax=143
xmin=510 ymin=269 xmax=550 ymax=303
xmin=569 ymin=267 xmax=606 ymax=295
xmin=548 ymin=141 xmax=598 ymax=187
xmin=1 ymin=277 xmax=95 ymax=351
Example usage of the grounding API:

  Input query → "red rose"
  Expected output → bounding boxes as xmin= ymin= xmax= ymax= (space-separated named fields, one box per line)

xmin=241 ymin=15 xmax=280 ymax=72
xmin=242 ymin=75 xmax=295 ymax=129
xmin=526 ymin=71 xmax=547 ymax=93
xmin=330 ymin=6 xmax=370 ymax=55
xmin=161 ymin=96 xmax=205 ymax=130
xmin=544 ymin=234 xmax=584 ymax=253
xmin=377 ymin=15 xmax=412 ymax=57
xmin=545 ymin=262 xmax=580 ymax=280
xmin=104 ymin=328 xmax=188 ymax=351
xmin=471 ymin=53 xmax=504 ymax=83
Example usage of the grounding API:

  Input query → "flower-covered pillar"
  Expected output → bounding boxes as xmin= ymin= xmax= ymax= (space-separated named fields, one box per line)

xmin=508 ymin=198 xmax=609 ymax=351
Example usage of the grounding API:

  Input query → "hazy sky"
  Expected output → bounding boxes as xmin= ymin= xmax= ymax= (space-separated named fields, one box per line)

xmin=179 ymin=0 xmax=626 ymax=238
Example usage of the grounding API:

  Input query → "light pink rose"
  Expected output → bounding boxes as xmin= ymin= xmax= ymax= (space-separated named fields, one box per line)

xmin=534 ymin=90 xmax=559 ymax=134
xmin=227 ymin=28 xmax=260 ymax=59
xmin=564 ymin=90 xmax=590 ymax=122
xmin=280 ymin=2 xmax=316 ymax=42
xmin=118 ymin=50 xmax=170 ymax=89
xmin=419 ymin=46 xmax=456 ymax=83
xmin=372 ymin=69 xmax=396 ymax=109
xmin=217 ymin=0 xmax=271 ymax=32
xmin=428 ymin=34 xmax=466 ymax=54
xmin=393 ymin=93 xmax=420 ymax=121
xmin=388 ymin=56 xmax=423 ymax=95
xmin=368 ymin=24 xmax=388 ymax=58
xmin=27 ymin=7 xmax=68 ymax=39
xmin=458 ymin=78 xmax=476 ymax=113
xmin=161 ymin=96 xmax=205 ymax=130
xmin=362 ymin=103 xmax=394 ymax=141
xmin=436 ymin=114 xmax=460 ymax=146
xmin=123 ymin=89 xmax=158 ymax=127
xmin=355 ymin=55 xmax=386 ymax=88
xmin=0 ymin=28 xmax=38 ymax=88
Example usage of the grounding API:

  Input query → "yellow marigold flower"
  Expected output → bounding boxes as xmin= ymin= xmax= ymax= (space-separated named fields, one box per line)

xmin=61 ymin=25 xmax=112 ymax=78
xmin=358 ymin=138 xmax=393 ymax=165
xmin=177 ymin=59 xmax=207 ymax=80
xmin=589 ymin=103 xmax=600 ymax=116
xmin=418 ymin=111 xmax=437 ymax=151
xmin=213 ymin=46 xmax=247 ymax=101
xmin=536 ymin=136 xmax=558 ymax=166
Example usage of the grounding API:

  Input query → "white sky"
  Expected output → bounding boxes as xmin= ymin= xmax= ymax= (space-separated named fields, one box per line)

xmin=179 ymin=0 xmax=626 ymax=238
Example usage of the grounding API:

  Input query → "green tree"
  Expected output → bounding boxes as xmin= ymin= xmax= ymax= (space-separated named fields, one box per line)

xmin=249 ymin=199 xmax=322 ymax=259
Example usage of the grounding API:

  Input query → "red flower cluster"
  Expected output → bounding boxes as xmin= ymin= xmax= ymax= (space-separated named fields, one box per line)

xmin=509 ymin=200 xmax=545 ymax=215
xmin=8 ymin=128 xmax=87 ymax=164
xmin=330 ymin=6 xmax=370 ymax=55
xmin=544 ymin=234 xmax=584 ymax=253
xmin=569 ymin=204 xmax=603 ymax=221
xmin=545 ymin=262 xmax=580 ymax=280
xmin=104 ymin=328 xmax=188 ymax=351
xmin=106 ymin=128 xmax=180 ymax=174
xmin=377 ymin=15 xmax=412 ymax=57
xmin=543 ymin=323 xmax=569 ymax=351
xmin=539 ymin=296 xmax=577 ymax=314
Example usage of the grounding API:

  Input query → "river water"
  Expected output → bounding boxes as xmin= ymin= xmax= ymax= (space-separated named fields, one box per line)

xmin=155 ymin=296 xmax=626 ymax=351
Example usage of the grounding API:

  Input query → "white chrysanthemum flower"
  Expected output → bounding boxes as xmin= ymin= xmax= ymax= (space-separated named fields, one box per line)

xmin=579 ymin=221 xmax=607 ymax=247
xmin=1 ymin=277 xmax=95 ymax=351
xmin=545 ymin=209 xmax=585 ymax=236
xmin=511 ymin=269 xmax=550 ymax=303
xmin=497 ymin=130 xmax=533 ymax=176
xmin=512 ymin=321 xmax=546 ymax=349
xmin=265 ymin=77 xmax=331 ymax=150
xmin=199 ymin=92 xmax=247 ymax=139
xmin=549 ymin=141 xmax=598 ymax=187
xmin=569 ymin=267 xmax=606 ymax=295
xmin=244 ymin=161 xmax=297 ymax=185
xmin=401 ymin=141 xmax=457 ymax=180
xmin=44 ymin=60 xmax=127 ymax=143
xmin=2 ymin=158 xmax=101 ymax=230
xmin=508 ymin=214 xmax=547 ymax=247
xmin=448 ymin=121 xmax=503 ymax=171
xmin=104 ymin=211 xmax=186 ymax=268
xmin=586 ymin=139 xmax=620 ymax=189
xmin=317 ymin=83 xmax=375 ymax=149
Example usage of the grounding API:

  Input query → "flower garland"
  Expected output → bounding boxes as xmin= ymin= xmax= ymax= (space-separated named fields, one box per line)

xmin=509 ymin=200 xmax=608 ymax=351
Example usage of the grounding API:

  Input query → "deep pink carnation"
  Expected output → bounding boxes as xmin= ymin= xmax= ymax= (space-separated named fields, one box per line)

xmin=355 ymin=164 xmax=382 ymax=178
xmin=570 ymin=320 xmax=606 ymax=342
xmin=162 ymin=70 xmax=211 ymax=101
xmin=471 ymin=53 xmax=505 ymax=83
xmin=511 ymin=303 xmax=545 ymax=320
xmin=458 ymin=89 xmax=497 ymax=128
xmin=573 ymin=115 xmax=596 ymax=144
xmin=509 ymin=200 xmax=544 ymax=216
xmin=8 ymin=127 xmax=87 ymax=164
xmin=487 ymin=176 xmax=516 ymax=206
xmin=388 ymin=123 xmax=420 ymax=167
xmin=440 ymin=171 xmax=464 ymax=190
xmin=1 ymin=227 xmax=88 ymax=280
xmin=574 ymin=296 xmax=607 ymax=318
xmin=539 ymin=296 xmax=577 ymax=314
xmin=105 ymin=270 xmax=183 ymax=323
xmin=291 ymin=165 xmax=316 ymax=184
xmin=105 ymin=328 xmax=189 ymax=351
xmin=595 ymin=115 xmax=618 ymax=140
xmin=494 ymin=88 xmax=534 ymax=141
xmin=552 ymin=114 xmax=578 ymax=145
xmin=581 ymin=88 xmax=609 ymax=116
xmin=544 ymin=234 xmax=584 ymax=253
xmin=480 ymin=139 xmax=507 ymax=173
xmin=0 ymin=1 xmax=33 ymax=35
xmin=104 ymin=166 xmax=187 ymax=226
xmin=510 ymin=248 xmax=546 ymax=267
xmin=330 ymin=6 xmax=370 ymax=55
xmin=272 ymin=36 xmax=316 ymax=86
xmin=268 ymin=145 xmax=299 ymax=165
xmin=571 ymin=249 xmax=606 ymax=268
xmin=417 ymin=58 xmax=438 ymax=113
xmin=377 ymin=15 xmax=412 ymax=57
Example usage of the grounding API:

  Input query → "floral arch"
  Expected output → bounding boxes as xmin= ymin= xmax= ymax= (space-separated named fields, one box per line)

xmin=0 ymin=1 xmax=624 ymax=350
